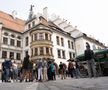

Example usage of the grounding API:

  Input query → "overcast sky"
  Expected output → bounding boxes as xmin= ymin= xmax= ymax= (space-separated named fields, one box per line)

xmin=0 ymin=0 xmax=108 ymax=46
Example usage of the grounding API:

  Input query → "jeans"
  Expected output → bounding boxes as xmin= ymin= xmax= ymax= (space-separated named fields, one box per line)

xmin=38 ymin=67 xmax=43 ymax=80
xmin=75 ymin=68 xmax=82 ymax=78
xmin=5 ymin=68 xmax=10 ymax=81
xmin=87 ymin=59 xmax=96 ymax=78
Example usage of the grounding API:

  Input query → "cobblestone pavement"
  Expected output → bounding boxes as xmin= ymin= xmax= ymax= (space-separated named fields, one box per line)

xmin=0 ymin=77 xmax=108 ymax=90
xmin=37 ymin=77 xmax=108 ymax=90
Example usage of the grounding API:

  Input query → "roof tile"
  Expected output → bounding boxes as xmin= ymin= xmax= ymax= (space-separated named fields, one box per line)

xmin=0 ymin=11 xmax=25 ymax=33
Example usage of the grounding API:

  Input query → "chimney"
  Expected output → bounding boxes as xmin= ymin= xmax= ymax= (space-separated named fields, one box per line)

xmin=75 ymin=26 xmax=77 ymax=29
xmin=12 ymin=10 xmax=17 ymax=19
xmin=43 ymin=7 xmax=48 ymax=20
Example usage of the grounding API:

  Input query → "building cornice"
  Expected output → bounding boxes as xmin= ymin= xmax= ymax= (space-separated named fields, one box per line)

xmin=75 ymin=33 xmax=107 ymax=48
xmin=24 ymin=23 xmax=52 ymax=34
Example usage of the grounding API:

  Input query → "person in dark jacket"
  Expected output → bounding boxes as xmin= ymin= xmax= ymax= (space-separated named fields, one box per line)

xmin=1 ymin=60 xmax=6 ymax=82
xmin=84 ymin=42 xmax=96 ymax=78
xmin=3 ymin=58 xmax=12 ymax=82
xmin=22 ymin=54 xmax=30 ymax=82
xmin=28 ymin=60 xmax=33 ymax=82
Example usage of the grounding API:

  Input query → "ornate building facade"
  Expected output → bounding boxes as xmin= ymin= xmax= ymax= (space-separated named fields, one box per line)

xmin=0 ymin=7 xmax=107 ymax=68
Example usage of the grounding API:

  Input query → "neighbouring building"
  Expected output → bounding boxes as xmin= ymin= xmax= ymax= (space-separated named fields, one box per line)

xmin=70 ymin=29 xmax=107 ymax=56
xmin=50 ymin=14 xmax=107 ymax=56
xmin=0 ymin=10 xmax=25 ymax=69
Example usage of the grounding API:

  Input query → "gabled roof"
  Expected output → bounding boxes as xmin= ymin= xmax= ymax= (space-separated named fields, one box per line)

xmin=29 ymin=23 xmax=52 ymax=34
xmin=48 ymin=21 xmax=73 ymax=37
xmin=0 ymin=11 xmax=25 ymax=33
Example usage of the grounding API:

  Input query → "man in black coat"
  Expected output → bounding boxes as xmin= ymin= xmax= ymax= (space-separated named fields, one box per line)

xmin=84 ymin=42 xmax=96 ymax=78
xmin=22 ymin=54 xmax=30 ymax=82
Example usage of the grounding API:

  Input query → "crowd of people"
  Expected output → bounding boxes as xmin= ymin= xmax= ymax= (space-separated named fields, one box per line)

xmin=1 ymin=43 xmax=97 ymax=83
xmin=1 ymin=55 xmax=85 ymax=83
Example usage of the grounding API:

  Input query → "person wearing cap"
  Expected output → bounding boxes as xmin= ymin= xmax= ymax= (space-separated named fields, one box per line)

xmin=84 ymin=42 xmax=96 ymax=78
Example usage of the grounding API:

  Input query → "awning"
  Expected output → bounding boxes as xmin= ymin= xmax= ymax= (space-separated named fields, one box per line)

xmin=76 ymin=49 xmax=108 ymax=62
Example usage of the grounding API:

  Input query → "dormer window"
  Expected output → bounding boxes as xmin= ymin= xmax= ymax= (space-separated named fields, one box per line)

xmin=4 ymin=32 xmax=8 ymax=36
xmin=32 ymin=21 xmax=35 ymax=27
xmin=11 ymin=34 xmax=15 ymax=38
xmin=28 ymin=23 xmax=31 ymax=29
xmin=17 ymin=36 xmax=21 ymax=39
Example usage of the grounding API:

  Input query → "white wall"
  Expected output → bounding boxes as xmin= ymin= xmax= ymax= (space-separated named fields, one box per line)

xmin=75 ymin=37 xmax=106 ymax=56
xmin=75 ymin=37 xmax=85 ymax=56
xmin=52 ymin=31 xmax=75 ymax=65
xmin=22 ymin=31 xmax=31 ymax=59
xmin=70 ymin=29 xmax=83 ymax=38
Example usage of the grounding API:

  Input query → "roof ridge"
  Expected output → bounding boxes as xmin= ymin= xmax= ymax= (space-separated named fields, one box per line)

xmin=0 ymin=10 xmax=25 ymax=21
xmin=0 ymin=16 xmax=25 ymax=26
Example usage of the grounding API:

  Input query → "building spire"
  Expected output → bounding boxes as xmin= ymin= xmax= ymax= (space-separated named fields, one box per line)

xmin=30 ymin=5 xmax=34 ymax=12
xmin=29 ymin=5 xmax=34 ymax=20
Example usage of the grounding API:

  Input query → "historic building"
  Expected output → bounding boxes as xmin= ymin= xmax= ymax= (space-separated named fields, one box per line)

xmin=0 ymin=7 xmax=75 ymax=68
xmin=0 ymin=7 xmax=107 ymax=68
xmin=70 ymin=29 xmax=107 ymax=55
xmin=50 ymin=14 xmax=107 ymax=56
xmin=23 ymin=7 xmax=75 ymax=65
xmin=0 ymin=11 xmax=25 ymax=68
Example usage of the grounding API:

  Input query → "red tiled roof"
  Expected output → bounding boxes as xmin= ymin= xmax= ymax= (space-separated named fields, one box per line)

xmin=0 ymin=11 xmax=25 ymax=33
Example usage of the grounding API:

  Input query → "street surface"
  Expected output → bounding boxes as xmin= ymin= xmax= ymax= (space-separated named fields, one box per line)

xmin=0 ymin=77 xmax=108 ymax=90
